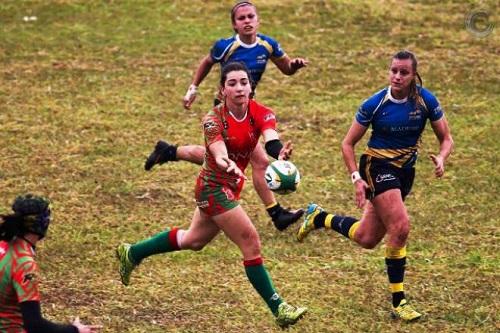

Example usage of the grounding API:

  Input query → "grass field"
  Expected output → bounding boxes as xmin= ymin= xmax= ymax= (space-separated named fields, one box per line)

xmin=0 ymin=1 xmax=498 ymax=332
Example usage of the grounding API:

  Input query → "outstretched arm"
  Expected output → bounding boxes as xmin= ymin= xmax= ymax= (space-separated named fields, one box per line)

xmin=21 ymin=301 xmax=101 ymax=333
xmin=208 ymin=141 xmax=246 ymax=179
xmin=271 ymin=55 xmax=308 ymax=76
xmin=429 ymin=116 xmax=454 ymax=178
xmin=183 ymin=55 xmax=216 ymax=109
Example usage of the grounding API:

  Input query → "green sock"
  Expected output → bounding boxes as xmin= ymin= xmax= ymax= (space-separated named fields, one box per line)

xmin=129 ymin=228 xmax=180 ymax=264
xmin=244 ymin=258 xmax=282 ymax=315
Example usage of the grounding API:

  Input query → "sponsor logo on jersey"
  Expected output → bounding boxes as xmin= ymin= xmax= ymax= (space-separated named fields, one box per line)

xmin=408 ymin=109 xmax=422 ymax=120
xmin=229 ymin=151 xmax=252 ymax=161
xmin=376 ymin=173 xmax=396 ymax=183
xmin=256 ymin=54 xmax=267 ymax=64
xmin=433 ymin=105 xmax=443 ymax=115
xmin=263 ymin=114 xmax=275 ymax=122
xmin=248 ymin=131 xmax=256 ymax=141
xmin=204 ymin=120 xmax=219 ymax=138
xmin=390 ymin=126 xmax=420 ymax=132
xmin=23 ymin=273 xmax=36 ymax=284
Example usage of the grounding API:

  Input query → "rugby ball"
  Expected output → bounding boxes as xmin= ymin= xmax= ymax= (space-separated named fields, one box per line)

xmin=265 ymin=160 xmax=301 ymax=195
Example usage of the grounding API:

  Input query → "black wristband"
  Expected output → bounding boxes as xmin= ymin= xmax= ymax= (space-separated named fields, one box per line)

xmin=265 ymin=139 xmax=283 ymax=160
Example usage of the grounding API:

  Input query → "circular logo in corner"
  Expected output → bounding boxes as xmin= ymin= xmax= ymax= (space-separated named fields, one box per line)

xmin=465 ymin=9 xmax=494 ymax=38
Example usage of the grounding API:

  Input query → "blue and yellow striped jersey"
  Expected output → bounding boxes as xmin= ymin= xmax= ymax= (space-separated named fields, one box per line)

xmin=355 ymin=86 xmax=444 ymax=168
xmin=210 ymin=33 xmax=286 ymax=87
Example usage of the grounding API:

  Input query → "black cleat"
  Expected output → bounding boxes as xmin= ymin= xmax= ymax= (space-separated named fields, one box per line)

xmin=272 ymin=208 xmax=304 ymax=231
xmin=144 ymin=140 xmax=177 ymax=171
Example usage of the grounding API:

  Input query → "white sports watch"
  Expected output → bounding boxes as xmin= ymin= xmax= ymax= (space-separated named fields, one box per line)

xmin=351 ymin=171 xmax=362 ymax=184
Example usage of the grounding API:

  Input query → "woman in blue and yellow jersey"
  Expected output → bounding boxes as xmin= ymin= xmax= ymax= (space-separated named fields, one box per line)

xmin=181 ymin=1 xmax=307 ymax=109
xmin=297 ymin=50 xmax=453 ymax=321
xmin=0 ymin=194 xmax=100 ymax=333
xmin=144 ymin=1 xmax=308 ymax=232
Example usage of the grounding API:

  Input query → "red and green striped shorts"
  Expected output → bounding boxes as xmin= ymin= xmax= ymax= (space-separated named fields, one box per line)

xmin=194 ymin=174 xmax=244 ymax=216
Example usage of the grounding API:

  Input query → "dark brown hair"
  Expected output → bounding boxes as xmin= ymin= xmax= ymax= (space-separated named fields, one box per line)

xmin=220 ymin=61 xmax=253 ymax=87
xmin=230 ymin=1 xmax=256 ymax=24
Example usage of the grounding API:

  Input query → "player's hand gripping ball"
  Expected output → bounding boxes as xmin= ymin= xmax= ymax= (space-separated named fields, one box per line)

xmin=265 ymin=160 xmax=301 ymax=195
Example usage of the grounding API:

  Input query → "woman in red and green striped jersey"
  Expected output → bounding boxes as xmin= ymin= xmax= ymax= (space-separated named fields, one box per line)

xmin=0 ymin=194 xmax=100 ymax=333
xmin=117 ymin=62 xmax=307 ymax=328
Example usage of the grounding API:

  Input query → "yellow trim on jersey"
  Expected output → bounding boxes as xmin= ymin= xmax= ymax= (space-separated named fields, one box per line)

xmin=390 ymin=282 xmax=404 ymax=293
xmin=324 ymin=214 xmax=334 ymax=229
xmin=256 ymin=37 xmax=273 ymax=54
xmin=223 ymin=41 xmax=242 ymax=63
xmin=348 ymin=221 xmax=360 ymax=240
xmin=272 ymin=53 xmax=287 ymax=60
xmin=385 ymin=245 xmax=407 ymax=259
xmin=364 ymin=155 xmax=375 ymax=192
xmin=364 ymin=146 xmax=418 ymax=168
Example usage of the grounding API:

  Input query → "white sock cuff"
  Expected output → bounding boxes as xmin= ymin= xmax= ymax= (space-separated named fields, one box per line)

xmin=176 ymin=229 xmax=186 ymax=249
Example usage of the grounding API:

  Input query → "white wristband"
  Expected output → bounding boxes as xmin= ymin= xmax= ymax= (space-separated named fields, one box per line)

xmin=184 ymin=84 xmax=198 ymax=100
xmin=351 ymin=171 xmax=362 ymax=184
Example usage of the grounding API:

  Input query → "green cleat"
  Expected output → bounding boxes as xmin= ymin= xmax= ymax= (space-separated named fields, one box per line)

xmin=275 ymin=302 xmax=307 ymax=328
xmin=297 ymin=203 xmax=323 ymax=242
xmin=392 ymin=300 xmax=422 ymax=321
xmin=116 ymin=243 xmax=137 ymax=286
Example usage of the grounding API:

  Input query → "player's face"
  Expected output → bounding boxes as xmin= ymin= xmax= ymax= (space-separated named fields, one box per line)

xmin=222 ymin=70 xmax=252 ymax=106
xmin=389 ymin=58 xmax=415 ymax=98
xmin=232 ymin=5 xmax=259 ymax=38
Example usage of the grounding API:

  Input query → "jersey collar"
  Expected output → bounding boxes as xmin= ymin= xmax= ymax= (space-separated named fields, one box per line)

xmin=236 ymin=34 xmax=258 ymax=48
xmin=387 ymin=86 xmax=408 ymax=104
xmin=228 ymin=106 xmax=249 ymax=122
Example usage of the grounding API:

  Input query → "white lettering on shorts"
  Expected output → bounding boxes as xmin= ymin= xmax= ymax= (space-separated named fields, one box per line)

xmin=376 ymin=173 xmax=396 ymax=183
xmin=222 ymin=187 xmax=235 ymax=201
xmin=196 ymin=200 xmax=209 ymax=209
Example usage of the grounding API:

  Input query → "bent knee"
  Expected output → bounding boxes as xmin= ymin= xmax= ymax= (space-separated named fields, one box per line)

xmin=354 ymin=231 xmax=382 ymax=249
xmin=387 ymin=222 xmax=410 ymax=244
xmin=241 ymin=238 xmax=262 ymax=259
xmin=357 ymin=237 xmax=381 ymax=249
xmin=392 ymin=222 xmax=410 ymax=238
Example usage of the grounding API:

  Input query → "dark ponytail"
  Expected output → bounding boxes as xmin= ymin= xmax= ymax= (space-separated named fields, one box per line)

xmin=0 ymin=215 xmax=25 ymax=241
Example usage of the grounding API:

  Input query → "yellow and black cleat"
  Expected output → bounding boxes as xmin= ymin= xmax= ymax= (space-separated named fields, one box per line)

xmin=392 ymin=299 xmax=422 ymax=322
